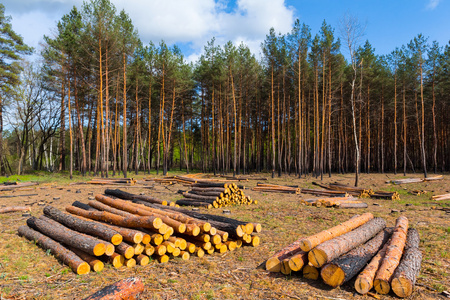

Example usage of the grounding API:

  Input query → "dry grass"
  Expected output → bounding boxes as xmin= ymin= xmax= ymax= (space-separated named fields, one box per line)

xmin=0 ymin=172 xmax=449 ymax=299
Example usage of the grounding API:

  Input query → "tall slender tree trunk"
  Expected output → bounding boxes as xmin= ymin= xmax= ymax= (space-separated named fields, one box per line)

xmin=68 ymin=80 xmax=73 ymax=180
xmin=403 ymin=84 xmax=407 ymax=176
xmin=122 ymin=53 xmax=128 ymax=178
xmin=271 ymin=65 xmax=275 ymax=178
xmin=394 ymin=73 xmax=397 ymax=174
xmin=59 ymin=80 xmax=66 ymax=172
xmin=419 ymin=62 xmax=427 ymax=178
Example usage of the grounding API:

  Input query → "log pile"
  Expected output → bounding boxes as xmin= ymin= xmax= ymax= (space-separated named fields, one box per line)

xmin=261 ymin=213 xmax=422 ymax=297
xmin=252 ymin=183 xmax=300 ymax=194
xmin=313 ymin=182 xmax=373 ymax=197
xmin=180 ymin=183 xmax=255 ymax=208
xmin=300 ymin=197 xmax=367 ymax=209
xmin=18 ymin=190 xmax=261 ymax=274
xmin=386 ymin=175 xmax=443 ymax=184
xmin=87 ymin=178 xmax=137 ymax=185
xmin=300 ymin=188 xmax=348 ymax=197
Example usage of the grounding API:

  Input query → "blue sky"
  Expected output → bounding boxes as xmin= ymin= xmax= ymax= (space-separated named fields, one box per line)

xmin=3 ymin=0 xmax=449 ymax=62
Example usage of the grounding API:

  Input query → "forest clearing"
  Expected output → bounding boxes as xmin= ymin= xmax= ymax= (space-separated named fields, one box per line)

xmin=0 ymin=172 xmax=449 ymax=299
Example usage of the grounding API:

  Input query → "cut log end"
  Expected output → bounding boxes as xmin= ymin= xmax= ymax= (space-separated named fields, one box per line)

xmin=251 ymin=236 xmax=260 ymax=247
xmin=144 ymin=244 xmax=155 ymax=256
xmin=111 ymin=234 xmax=123 ymax=245
xmin=134 ymin=233 xmax=144 ymax=244
xmin=308 ymin=248 xmax=327 ymax=268
xmin=152 ymin=234 xmax=163 ymax=245
xmin=354 ymin=277 xmax=372 ymax=295
xmin=300 ymin=239 xmax=312 ymax=252
xmin=105 ymin=244 xmax=115 ymax=256
xmin=392 ymin=277 xmax=413 ymax=298
xmin=157 ymin=255 xmax=169 ymax=263
xmin=254 ymin=223 xmax=262 ymax=233
xmin=77 ymin=262 xmax=91 ymax=275
xmin=155 ymin=245 xmax=167 ymax=256
xmin=111 ymin=254 xmax=125 ymax=268
xmin=374 ymin=278 xmax=390 ymax=295
xmin=288 ymin=252 xmax=307 ymax=272
xmin=91 ymin=260 xmax=104 ymax=273
xmin=93 ymin=243 xmax=106 ymax=257
xmin=180 ymin=251 xmax=190 ymax=260
xmin=124 ymin=246 xmax=135 ymax=259
xmin=136 ymin=254 xmax=149 ymax=266
xmin=245 ymin=223 xmax=254 ymax=235
xmin=153 ymin=217 xmax=163 ymax=229
xmin=265 ymin=257 xmax=281 ymax=272
xmin=321 ymin=264 xmax=345 ymax=288
xmin=125 ymin=258 xmax=136 ymax=268
xmin=212 ymin=235 xmax=221 ymax=245
xmin=303 ymin=264 xmax=319 ymax=280
xmin=280 ymin=259 xmax=291 ymax=275
xmin=202 ymin=223 xmax=212 ymax=232
xmin=141 ymin=234 xmax=151 ymax=245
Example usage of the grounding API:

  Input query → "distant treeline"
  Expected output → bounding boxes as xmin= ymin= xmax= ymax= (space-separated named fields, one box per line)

xmin=2 ymin=0 xmax=449 ymax=181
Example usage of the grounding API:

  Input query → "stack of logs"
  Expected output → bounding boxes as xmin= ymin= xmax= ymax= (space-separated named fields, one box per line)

xmin=252 ymin=183 xmax=300 ymax=194
xmin=312 ymin=182 xmax=400 ymax=200
xmin=300 ymin=197 xmax=368 ymax=209
xmin=87 ymin=178 xmax=137 ymax=186
xmin=18 ymin=190 xmax=261 ymax=275
xmin=263 ymin=213 xmax=422 ymax=298
xmin=179 ymin=182 xmax=255 ymax=208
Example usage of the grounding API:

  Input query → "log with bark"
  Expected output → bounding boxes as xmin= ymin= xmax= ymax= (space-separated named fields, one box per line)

xmin=300 ymin=213 xmax=374 ymax=252
xmin=18 ymin=225 xmax=90 ymax=275
xmin=83 ymin=277 xmax=144 ymax=300
xmin=105 ymin=189 xmax=170 ymax=206
xmin=252 ymin=183 xmax=300 ymax=194
xmin=72 ymin=201 xmax=98 ymax=211
xmin=26 ymin=216 xmax=107 ymax=256
xmin=371 ymin=191 xmax=401 ymax=200
xmin=432 ymin=193 xmax=450 ymax=201
xmin=387 ymin=178 xmax=423 ymax=184
xmin=94 ymin=194 xmax=187 ymax=234
xmin=391 ymin=228 xmax=422 ymax=298
xmin=309 ymin=217 xmax=386 ymax=268
xmin=263 ymin=237 xmax=305 ymax=272
xmin=0 ymin=182 xmax=38 ymax=191
xmin=320 ymin=227 xmax=393 ymax=287
xmin=373 ymin=215 xmax=409 ymax=294
xmin=68 ymin=246 xmax=104 ymax=272
xmin=0 ymin=206 xmax=31 ymax=214
xmin=300 ymin=188 xmax=349 ymax=197
xmin=43 ymin=206 xmax=123 ymax=245
xmin=65 ymin=206 xmax=163 ymax=231
xmin=174 ymin=200 xmax=212 ymax=208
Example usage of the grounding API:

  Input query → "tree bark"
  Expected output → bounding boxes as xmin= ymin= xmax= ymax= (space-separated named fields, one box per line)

xmin=321 ymin=227 xmax=392 ymax=287
xmin=309 ymin=217 xmax=386 ymax=268
xmin=18 ymin=225 xmax=90 ymax=275
xmin=300 ymin=213 xmax=373 ymax=252
xmin=43 ymin=205 xmax=122 ymax=245
xmin=83 ymin=277 xmax=144 ymax=300
xmin=374 ymin=216 xmax=409 ymax=294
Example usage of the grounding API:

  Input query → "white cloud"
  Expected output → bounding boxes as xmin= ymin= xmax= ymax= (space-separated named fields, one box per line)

xmin=426 ymin=0 xmax=441 ymax=10
xmin=3 ymin=0 xmax=295 ymax=62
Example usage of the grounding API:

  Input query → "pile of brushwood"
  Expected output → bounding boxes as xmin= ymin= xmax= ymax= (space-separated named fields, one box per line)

xmin=262 ymin=213 xmax=422 ymax=298
xmin=18 ymin=190 xmax=261 ymax=275
xmin=180 ymin=182 xmax=255 ymax=208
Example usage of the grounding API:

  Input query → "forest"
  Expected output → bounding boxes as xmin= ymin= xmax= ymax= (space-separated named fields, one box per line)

xmin=1 ymin=0 xmax=449 ymax=183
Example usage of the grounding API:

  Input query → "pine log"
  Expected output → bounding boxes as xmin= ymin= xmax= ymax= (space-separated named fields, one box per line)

xmin=288 ymin=251 xmax=308 ymax=272
xmin=320 ymin=227 xmax=393 ymax=287
xmin=391 ymin=247 xmax=422 ymax=298
xmin=136 ymin=254 xmax=150 ymax=266
xmin=65 ymin=206 xmax=162 ymax=231
xmin=106 ymin=225 xmax=144 ymax=244
xmin=124 ymin=258 xmax=136 ymax=268
xmin=354 ymin=242 xmax=388 ymax=294
xmin=68 ymin=247 xmax=104 ymax=272
xmin=301 ymin=213 xmax=374 ymax=252
xmin=105 ymin=189 xmax=168 ymax=205
xmin=27 ymin=216 xmax=106 ymax=256
xmin=404 ymin=228 xmax=420 ymax=250
xmin=44 ymin=206 xmax=122 ymax=245
xmin=303 ymin=264 xmax=319 ymax=280
xmin=374 ymin=216 xmax=409 ymax=295
xmin=39 ymin=215 xmax=115 ymax=256
xmin=104 ymin=253 xmax=125 ymax=269
xmin=88 ymin=200 xmax=135 ymax=217
xmin=175 ymin=200 xmax=212 ymax=208
xmin=0 ymin=206 xmax=30 ymax=214
xmin=264 ymin=238 xmax=305 ymax=272
xmin=18 ymin=225 xmax=90 ymax=275
xmin=115 ymin=242 xmax=135 ymax=259
xmin=72 ymin=201 xmax=98 ymax=211
xmin=309 ymin=217 xmax=386 ymax=268
xmin=83 ymin=277 xmax=144 ymax=300
xmin=94 ymin=194 xmax=186 ymax=234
